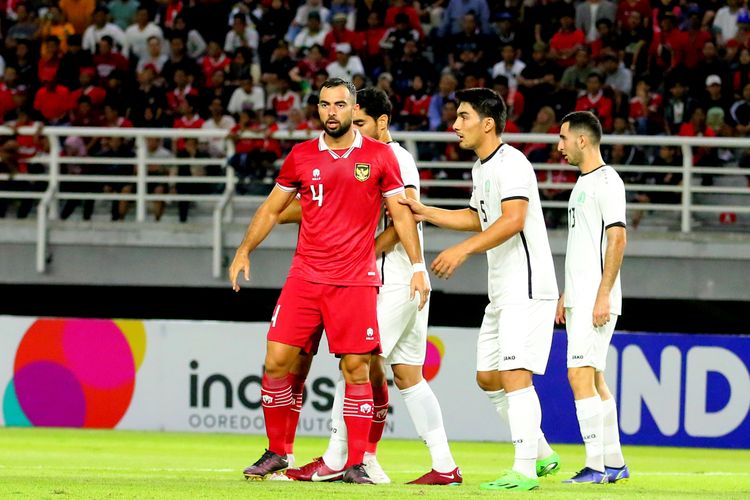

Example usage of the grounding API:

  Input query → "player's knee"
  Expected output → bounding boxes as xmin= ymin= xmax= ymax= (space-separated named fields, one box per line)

xmin=369 ymin=361 xmax=387 ymax=387
xmin=567 ymin=367 xmax=595 ymax=395
xmin=392 ymin=365 xmax=422 ymax=390
xmin=475 ymin=372 xmax=499 ymax=391
xmin=341 ymin=356 xmax=370 ymax=384
xmin=264 ymin=355 xmax=292 ymax=378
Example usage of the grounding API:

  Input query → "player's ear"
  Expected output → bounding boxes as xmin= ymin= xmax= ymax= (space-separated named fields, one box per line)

xmin=484 ymin=117 xmax=495 ymax=133
xmin=377 ymin=114 xmax=388 ymax=131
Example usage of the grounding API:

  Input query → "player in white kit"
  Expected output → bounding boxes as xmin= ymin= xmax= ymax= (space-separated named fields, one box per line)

xmin=401 ymin=88 xmax=560 ymax=491
xmin=556 ymin=111 xmax=629 ymax=484
xmin=280 ymin=87 xmax=461 ymax=486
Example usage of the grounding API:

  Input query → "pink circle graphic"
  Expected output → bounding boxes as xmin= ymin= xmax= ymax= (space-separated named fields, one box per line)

xmin=5 ymin=318 xmax=145 ymax=429
xmin=422 ymin=336 xmax=444 ymax=381
xmin=62 ymin=319 xmax=135 ymax=389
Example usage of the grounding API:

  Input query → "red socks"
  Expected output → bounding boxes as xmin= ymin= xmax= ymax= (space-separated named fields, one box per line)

xmin=343 ymin=382 xmax=373 ymax=467
xmin=261 ymin=374 xmax=292 ymax=456
xmin=366 ymin=382 xmax=389 ymax=454
xmin=285 ymin=373 xmax=306 ymax=455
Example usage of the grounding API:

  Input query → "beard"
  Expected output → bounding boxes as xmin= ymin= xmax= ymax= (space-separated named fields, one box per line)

xmin=324 ymin=118 xmax=352 ymax=138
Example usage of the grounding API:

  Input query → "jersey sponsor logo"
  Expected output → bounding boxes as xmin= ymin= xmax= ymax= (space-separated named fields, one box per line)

xmin=576 ymin=191 xmax=586 ymax=204
xmin=354 ymin=163 xmax=370 ymax=182
xmin=261 ymin=394 xmax=273 ymax=405
xmin=312 ymin=168 xmax=321 ymax=181
xmin=503 ymin=355 xmax=516 ymax=361
xmin=571 ymin=355 xmax=584 ymax=360
xmin=360 ymin=403 xmax=373 ymax=414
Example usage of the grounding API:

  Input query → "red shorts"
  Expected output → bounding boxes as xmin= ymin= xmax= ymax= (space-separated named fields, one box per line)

xmin=267 ymin=277 xmax=381 ymax=355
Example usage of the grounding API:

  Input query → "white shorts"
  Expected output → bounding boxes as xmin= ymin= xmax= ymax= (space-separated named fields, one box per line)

xmin=565 ymin=307 xmax=618 ymax=371
xmin=377 ymin=284 xmax=428 ymax=366
xmin=476 ymin=299 xmax=556 ymax=375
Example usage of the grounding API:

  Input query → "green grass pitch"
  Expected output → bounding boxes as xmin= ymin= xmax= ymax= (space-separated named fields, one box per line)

xmin=1 ymin=428 xmax=749 ymax=499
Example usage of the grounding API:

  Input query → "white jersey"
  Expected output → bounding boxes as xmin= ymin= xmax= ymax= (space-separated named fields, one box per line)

xmin=377 ymin=142 xmax=424 ymax=285
xmin=564 ymin=164 xmax=626 ymax=314
xmin=469 ymin=143 xmax=558 ymax=306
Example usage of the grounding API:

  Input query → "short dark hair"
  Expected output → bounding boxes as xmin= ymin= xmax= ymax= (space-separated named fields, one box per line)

xmin=321 ymin=78 xmax=357 ymax=103
xmin=356 ymin=87 xmax=392 ymax=123
xmin=454 ymin=87 xmax=507 ymax=135
xmin=561 ymin=111 xmax=603 ymax=144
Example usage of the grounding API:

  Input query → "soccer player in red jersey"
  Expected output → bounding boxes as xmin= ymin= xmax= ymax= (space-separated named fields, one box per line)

xmin=229 ymin=78 xmax=430 ymax=484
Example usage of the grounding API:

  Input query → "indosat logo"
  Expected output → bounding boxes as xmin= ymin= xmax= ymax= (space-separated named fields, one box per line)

xmin=422 ymin=335 xmax=445 ymax=382
xmin=3 ymin=319 xmax=146 ymax=428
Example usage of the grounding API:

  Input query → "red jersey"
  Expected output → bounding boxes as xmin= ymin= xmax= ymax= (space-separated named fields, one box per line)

xmin=276 ymin=130 xmax=405 ymax=286
xmin=71 ymin=85 xmax=107 ymax=107
xmin=575 ymin=92 xmax=614 ymax=130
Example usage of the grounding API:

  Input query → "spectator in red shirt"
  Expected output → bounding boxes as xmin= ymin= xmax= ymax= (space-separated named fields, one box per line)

xmin=679 ymin=106 xmax=717 ymax=166
xmin=384 ymin=0 xmax=423 ymax=38
xmin=200 ymin=41 xmax=231 ymax=88
xmin=34 ymin=78 xmax=72 ymax=124
xmin=267 ymin=76 xmax=301 ymax=122
xmin=359 ymin=11 xmax=387 ymax=70
xmin=0 ymin=67 xmax=21 ymax=123
xmin=616 ymin=0 xmax=651 ymax=31
xmin=649 ymin=12 xmax=688 ymax=73
xmin=166 ymin=68 xmax=200 ymax=115
xmin=70 ymin=67 xmax=107 ymax=109
xmin=69 ymin=95 xmax=102 ymax=126
xmin=324 ymin=12 xmax=362 ymax=57
xmin=549 ymin=11 xmax=586 ymax=68
xmin=575 ymin=72 xmax=614 ymax=131
xmin=629 ymin=78 xmax=663 ymax=134
xmin=38 ymin=36 xmax=64 ymax=85
xmin=683 ymin=7 xmax=712 ymax=70
xmin=173 ymin=96 xmax=205 ymax=151
xmin=400 ymin=74 xmax=431 ymax=129
xmin=93 ymin=36 xmax=129 ymax=79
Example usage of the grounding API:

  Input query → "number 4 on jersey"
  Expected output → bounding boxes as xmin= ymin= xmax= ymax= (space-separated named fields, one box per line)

xmin=312 ymin=184 xmax=324 ymax=207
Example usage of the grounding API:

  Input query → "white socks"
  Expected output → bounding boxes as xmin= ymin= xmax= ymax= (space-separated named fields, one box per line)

xmin=506 ymin=386 xmax=542 ymax=478
xmin=322 ymin=377 xmax=347 ymax=470
xmin=575 ymin=395 xmax=604 ymax=472
xmin=485 ymin=388 xmax=554 ymax=461
xmin=602 ymin=396 xmax=625 ymax=468
xmin=400 ymin=379 xmax=457 ymax=473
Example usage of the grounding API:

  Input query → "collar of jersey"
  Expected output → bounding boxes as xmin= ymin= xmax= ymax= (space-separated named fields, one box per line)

xmin=317 ymin=129 xmax=363 ymax=159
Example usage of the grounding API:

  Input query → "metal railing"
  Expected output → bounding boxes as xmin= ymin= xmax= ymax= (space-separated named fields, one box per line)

xmin=1 ymin=127 xmax=749 ymax=276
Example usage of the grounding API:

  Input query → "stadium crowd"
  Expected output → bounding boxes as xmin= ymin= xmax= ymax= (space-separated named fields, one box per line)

xmin=0 ymin=0 xmax=749 ymax=222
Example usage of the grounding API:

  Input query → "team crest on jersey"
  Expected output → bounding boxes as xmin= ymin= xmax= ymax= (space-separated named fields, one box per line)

xmin=312 ymin=168 xmax=321 ymax=181
xmin=577 ymin=192 xmax=586 ymax=204
xmin=484 ymin=180 xmax=491 ymax=193
xmin=354 ymin=163 xmax=370 ymax=182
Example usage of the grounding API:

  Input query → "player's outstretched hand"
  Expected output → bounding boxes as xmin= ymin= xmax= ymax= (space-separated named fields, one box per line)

xmin=410 ymin=270 xmax=431 ymax=311
xmin=229 ymin=252 xmax=251 ymax=292
xmin=398 ymin=197 xmax=427 ymax=222
xmin=555 ymin=294 xmax=565 ymax=325
xmin=431 ymin=244 xmax=468 ymax=280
